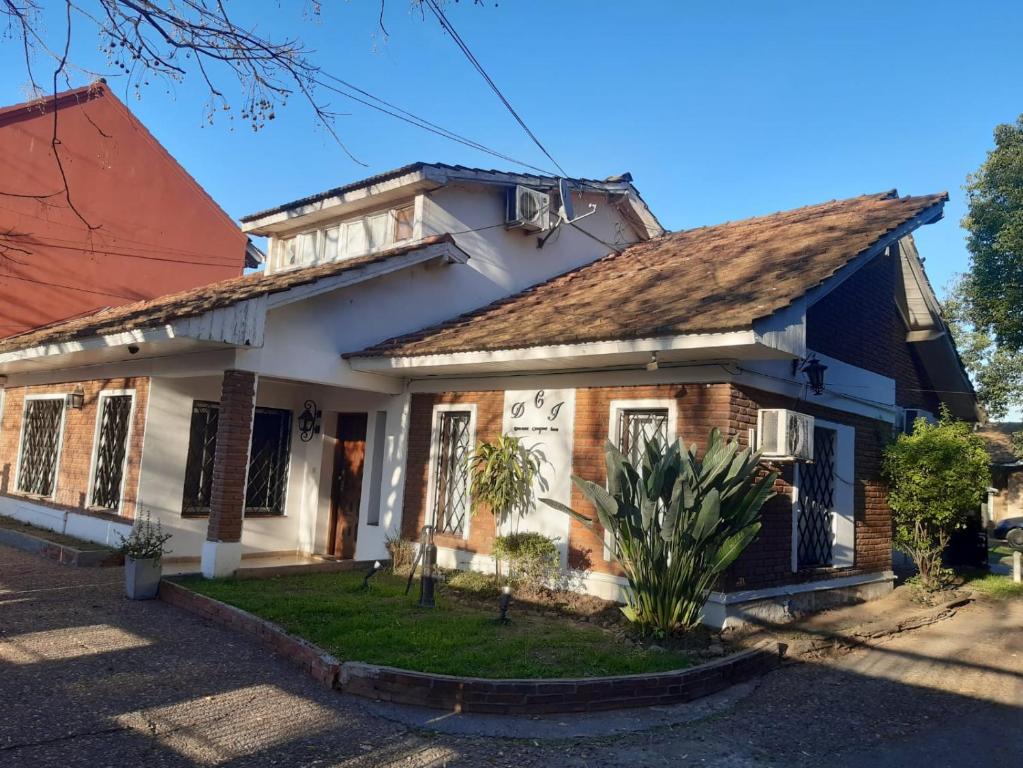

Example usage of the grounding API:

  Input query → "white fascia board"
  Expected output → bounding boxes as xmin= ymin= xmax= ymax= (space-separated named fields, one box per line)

xmin=241 ymin=170 xmax=436 ymax=235
xmin=802 ymin=200 xmax=945 ymax=311
xmin=349 ymin=330 xmax=762 ymax=373
xmin=0 ymin=325 xmax=181 ymax=367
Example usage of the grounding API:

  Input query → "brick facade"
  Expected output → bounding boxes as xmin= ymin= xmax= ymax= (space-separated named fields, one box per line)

xmin=402 ymin=390 xmax=504 ymax=554
xmin=401 ymin=381 xmax=893 ymax=594
xmin=206 ymin=370 xmax=257 ymax=544
xmin=0 ymin=377 xmax=149 ymax=519
xmin=807 ymin=247 xmax=942 ymax=414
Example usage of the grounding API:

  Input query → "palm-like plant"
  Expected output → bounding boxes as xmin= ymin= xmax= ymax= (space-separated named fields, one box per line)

xmin=467 ymin=435 xmax=548 ymax=530
xmin=542 ymin=429 xmax=776 ymax=636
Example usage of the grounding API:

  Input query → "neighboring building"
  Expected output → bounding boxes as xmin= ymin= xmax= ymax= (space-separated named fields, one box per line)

xmin=978 ymin=423 xmax=1023 ymax=526
xmin=0 ymin=82 xmax=257 ymax=338
xmin=0 ymin=165 xmax=978 ymax=627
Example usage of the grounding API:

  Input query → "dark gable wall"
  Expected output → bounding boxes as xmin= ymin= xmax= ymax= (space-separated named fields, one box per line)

xmin=806 ymin=247 xmax=942 ymax=414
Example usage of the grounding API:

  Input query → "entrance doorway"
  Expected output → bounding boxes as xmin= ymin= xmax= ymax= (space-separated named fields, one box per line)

xmin=328 ymin=413 xmax=367 ymax=559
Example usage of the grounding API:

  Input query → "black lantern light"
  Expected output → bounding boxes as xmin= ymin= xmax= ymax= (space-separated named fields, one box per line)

xmin=797 ymin=356 xmax=828 ymax=396
xmin=298 ymin=399 xmax=321 ymax=442
xmin=497 ymin=585 xmax=512 ymax=624
xmin=66 ymin=386 xmax=85 ymax=410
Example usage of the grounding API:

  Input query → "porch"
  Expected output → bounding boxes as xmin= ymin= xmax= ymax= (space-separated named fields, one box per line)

xmin=136 ymin=368 xmax=408 ymax=577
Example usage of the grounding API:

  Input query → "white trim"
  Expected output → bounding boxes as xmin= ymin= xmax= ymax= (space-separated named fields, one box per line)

xmin=707 ymin=569 xmax=894 ymax=606
xmin=84 ymin=389 xmax=136 ymax=514
xmin=791 ymin=418 xmax=856 ymax=572
xmin=13 ymin=393 xmax=69 ymax=501
xmin=604 ymin=398 xmax=679 ymax=559
xmin=424 ymin=402 xmax=477 ymax=541
xmin=349 ymin=331 xmax=763 ymax=372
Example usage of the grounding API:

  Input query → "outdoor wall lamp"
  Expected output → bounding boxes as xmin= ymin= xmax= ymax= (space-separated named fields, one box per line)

xmin=497 ymin=584 xmax=512 ymax=624
xmin=793 ymin=356 xmax=828 ymax=396
xmin=66 ymin=386 xmax=85 ymax=410
xmin=298 ymin=399 xmax=322 ymax=442
xmin=361 ymin=560 xmax=383 ymax=589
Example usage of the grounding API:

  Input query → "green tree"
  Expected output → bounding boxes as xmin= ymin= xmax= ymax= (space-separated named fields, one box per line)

xmin=961 ymin=114 xmax=1023 ymax=351
xmin=882 ymin=408 xmax=990 ymax=590
xmin=943 ymin=277 xmax=1023 ymax=420
xmin=542 ymin=431 xmax=776 ymax=637
xmin=467 ymin=435 xmax=548 ymax=530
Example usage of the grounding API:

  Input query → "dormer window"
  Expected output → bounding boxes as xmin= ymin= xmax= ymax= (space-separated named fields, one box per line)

xmin=269 ymin=200 xmax=418 ymax=273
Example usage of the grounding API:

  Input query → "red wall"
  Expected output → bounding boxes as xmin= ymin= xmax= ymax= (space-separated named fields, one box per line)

xmin=0 ymin=83 xmax=246 ymax=338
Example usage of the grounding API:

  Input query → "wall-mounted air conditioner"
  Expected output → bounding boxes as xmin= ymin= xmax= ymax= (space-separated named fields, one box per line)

xmin=756 ymin=409 xmax=814 ymax=461
xmin=506 ymin=185 xmax=550 ymax=232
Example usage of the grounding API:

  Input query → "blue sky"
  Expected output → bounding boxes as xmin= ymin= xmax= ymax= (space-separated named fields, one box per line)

xmin=2 ymin=1 xmax=1022 ymax=295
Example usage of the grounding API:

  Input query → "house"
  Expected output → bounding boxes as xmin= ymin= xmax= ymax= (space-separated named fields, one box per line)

xmin=978 ymin=423 xmax=1022 ymax=526
xmin=0 ymin=82 xmax=257 ymax=339
xmin=0 ymin=163 xmax=978 ymax=627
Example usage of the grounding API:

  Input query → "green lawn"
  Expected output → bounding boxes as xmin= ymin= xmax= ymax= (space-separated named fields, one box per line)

xmin=961 ymin=568 xmax=1023 ymax=599
xmin=179 ymin=571 xmax=693 ymax=678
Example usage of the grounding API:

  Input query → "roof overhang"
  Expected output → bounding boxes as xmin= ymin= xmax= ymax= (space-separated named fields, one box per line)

xmin=346 ymin=330 xmax=790 ymax=378
xmin=0 ymin=240 xmax=467 ymax=375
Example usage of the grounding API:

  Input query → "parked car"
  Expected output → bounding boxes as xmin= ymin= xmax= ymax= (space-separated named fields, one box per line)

xmin=993 ymin=516 xmax=1023 ymax=541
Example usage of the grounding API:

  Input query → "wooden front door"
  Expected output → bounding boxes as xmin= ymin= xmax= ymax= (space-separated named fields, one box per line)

xmin=328 ymin=413 xmax=368 ymax=559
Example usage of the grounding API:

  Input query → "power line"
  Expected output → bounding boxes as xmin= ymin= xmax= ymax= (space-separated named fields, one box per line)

xmin=423 ymin=0 xmax=569 ymax=178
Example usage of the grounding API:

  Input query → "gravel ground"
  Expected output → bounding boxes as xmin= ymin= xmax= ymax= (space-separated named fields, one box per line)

xmin=1 ymin=543 xmax=1020 ymax=767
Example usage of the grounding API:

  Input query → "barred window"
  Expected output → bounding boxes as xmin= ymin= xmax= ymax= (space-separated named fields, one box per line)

xmin=182 ymin=401 xmax=219 ymax=516
xmin=244 ymin=407 xmax=292 ymax=516
xmin=90 ymin=394 xmax=133 ymax=510
xmin=181 ymin=401 xmax=293 ymax=517
xmin=432 ymin=410 xmax=472 ymax=536
xmin=17 ymin=398 xmax=65 ymax=497
xmin=616 ymin=408 xmax=670 ymax=465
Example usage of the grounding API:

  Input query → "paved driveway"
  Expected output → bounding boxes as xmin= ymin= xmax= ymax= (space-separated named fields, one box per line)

xmin=1 ymin=543 xmax=1020 ymax=767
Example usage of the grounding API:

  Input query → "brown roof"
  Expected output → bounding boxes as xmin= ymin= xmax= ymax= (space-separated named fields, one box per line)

xmin=0 ymin=235 xmax=457 ymax=354
xmin=977 ymin=423 xmax=1023 ymax=465
xmin=351 ymin=191 xmax=948 ymax=358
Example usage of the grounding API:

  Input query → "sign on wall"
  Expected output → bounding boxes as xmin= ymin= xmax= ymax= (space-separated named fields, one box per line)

xmin=501 ymin=388 xmax=575 ymax=565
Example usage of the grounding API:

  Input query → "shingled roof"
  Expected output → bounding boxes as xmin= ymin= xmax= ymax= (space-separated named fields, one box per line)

xmin=350 ymin=191 xmax=948 ymax=358
xmin=0 ymin=235 xmax=459 ymax=354
xmin=977 ymin=423 xmax=1023 ymax=466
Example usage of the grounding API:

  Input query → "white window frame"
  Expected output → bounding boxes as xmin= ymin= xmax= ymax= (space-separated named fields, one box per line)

xmin=790 ymin=418 xmax=856 ymax=571
xmin=604 ymin=399 xmax=679 ymax=559
xmin=14 ymin=393 xmax=69 ymax=501
xmin=85 ymin=389 xmax=136 ymax=513
xmin=424 ymin=402 xmax=477 ymax=541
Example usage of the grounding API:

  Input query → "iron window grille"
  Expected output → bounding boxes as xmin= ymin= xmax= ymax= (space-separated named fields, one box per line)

xmin=181 ymin=402 xmax=293 ymax=517
xmin=797 ymin=426 xmax=837 ymax=569
xmin=17 ymin=398 xmax=65 ymax=497
xmin=244 ymin=407 xmax=292 ymax=516
xmin=182 ymin=401 xmax=219 ymax=516
xmin=90 ymin=395 xmax=133 ymax=510
xmin=617 ymin=408 xmax=670 ymax=466
xmin=432 ymin=410 xmax=472 ymax=536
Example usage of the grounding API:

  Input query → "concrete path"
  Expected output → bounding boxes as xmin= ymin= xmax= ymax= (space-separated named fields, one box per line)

xmin=1 ymin=543 xmax=1020 ymax=767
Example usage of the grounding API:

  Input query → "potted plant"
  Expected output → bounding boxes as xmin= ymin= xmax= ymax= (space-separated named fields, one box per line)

xmin=117 ymin=512 xmax=172 ymax=600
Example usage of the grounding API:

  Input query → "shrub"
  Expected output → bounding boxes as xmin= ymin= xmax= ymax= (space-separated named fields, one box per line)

xmin=492 ymin=532 xmax=560 ymax=592
xmin=444 ymin=569 xmax=503 ymax=600
xmin=543 ymin=429 xmax=776 ymax=636
xmin=385 ymin=534 xmax=416 ymax=576
xmin=882 ymin=407 xmax=990 ymax=590
xmin=117 ymin=512 xmax=172 ymax=564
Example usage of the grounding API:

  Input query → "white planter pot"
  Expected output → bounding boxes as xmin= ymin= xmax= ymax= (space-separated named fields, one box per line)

xmin=125 ymin=556 xmax=162 ymax=600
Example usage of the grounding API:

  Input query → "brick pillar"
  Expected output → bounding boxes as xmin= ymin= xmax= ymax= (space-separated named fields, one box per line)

xmin=201 ymin=369 xmax=257 ymax=578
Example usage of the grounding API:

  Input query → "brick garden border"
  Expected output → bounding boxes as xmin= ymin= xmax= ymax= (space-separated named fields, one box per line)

xmin=0 ymin=525 xmax=122 ymax=567
xmin=159 ymin=578 xmax=784 ymax=714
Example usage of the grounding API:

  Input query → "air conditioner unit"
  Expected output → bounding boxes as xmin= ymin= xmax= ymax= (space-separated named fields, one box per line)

xmin=506 ymin=185 xmax=550 ymax=232
xmin=756 ymin=409 xmax=814 ymax=461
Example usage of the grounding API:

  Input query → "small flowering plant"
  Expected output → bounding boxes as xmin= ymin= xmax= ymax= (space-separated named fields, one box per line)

xmin=118 ymin=512 xmax=172 ymax=564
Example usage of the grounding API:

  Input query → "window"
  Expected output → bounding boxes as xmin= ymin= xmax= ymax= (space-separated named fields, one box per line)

xmin=90 ymin=393 xmax=134 ymax=510
xmin=792 ymin=420 xmax=856 ymax=570
xmin=244 ymin=407 xmax=292 ymax=516
xmin=181 ymin=401 xmax=293 ymax=517
xmin=16 ymin=397 xmax=65 ymax=497
xmin=392 ymin=205 xmax=414 ymax=242
xmin=431 ymin=410 xmax=473 ymax=536
xmin=616 ymin=408 xmax=670 ymax=465
xmin=182 ymin=401 xmax=218 ymax=516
